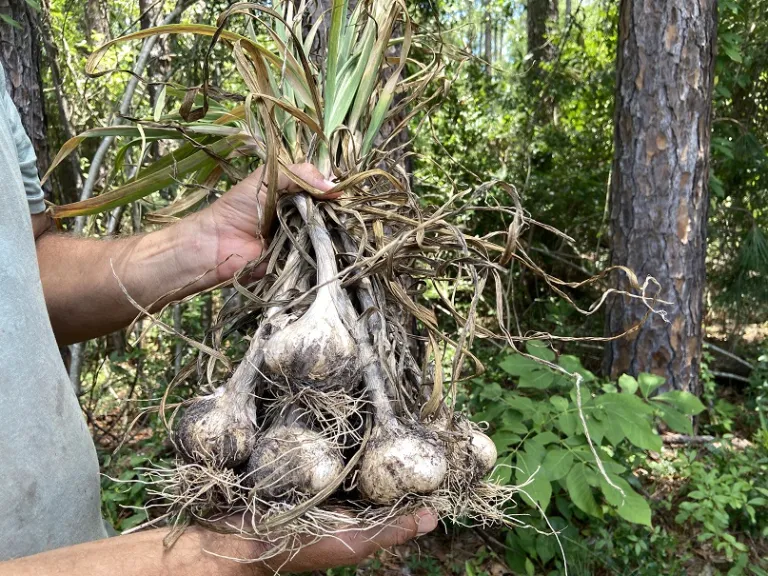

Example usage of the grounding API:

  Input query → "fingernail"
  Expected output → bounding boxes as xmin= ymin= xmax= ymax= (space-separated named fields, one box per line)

xmin=323 ymin=178 xmax=337 ymax=188
xmin=415 ymin=509 xmax=438 ymax=535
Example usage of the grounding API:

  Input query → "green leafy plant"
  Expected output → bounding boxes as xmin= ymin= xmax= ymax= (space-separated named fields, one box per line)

xmin=462 ymin=341 xmax=706 ymax=572
xmin=673 ymin=446 xmax=768 ymax=565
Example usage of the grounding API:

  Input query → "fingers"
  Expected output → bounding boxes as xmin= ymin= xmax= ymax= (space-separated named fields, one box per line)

xmin=264 ymin=509 xmax=438 ymax=573
xmin=360 ymin=509 xmax=438 ymax=549
xmin=240 ymin=163 xmax=341 ymax=200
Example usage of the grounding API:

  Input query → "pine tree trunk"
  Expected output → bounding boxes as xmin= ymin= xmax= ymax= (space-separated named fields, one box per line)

xmin=526 ymin=0 xmax=558 ymax=73
xmin=525 ymin=0 xmax=558 ymax=122
xmin=604 ymin=0 xmax=717 ymax=394
xmin=0 ymin=0 xmax=50 ymax=184
xmin=83 ymin=0 xmax=109 ymax=46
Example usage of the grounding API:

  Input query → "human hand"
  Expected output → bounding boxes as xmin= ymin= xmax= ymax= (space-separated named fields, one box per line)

xmin=197 ymin=509 xmax=438 ymax=575
xmin=183 ymin=163 xmax=338 ymax=287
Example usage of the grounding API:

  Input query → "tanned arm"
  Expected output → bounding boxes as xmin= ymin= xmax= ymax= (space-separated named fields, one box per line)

xmin=0 ymin=511 xmax=437 ymax=576
xmin=34 ymin=164 xmax=335 ymax=345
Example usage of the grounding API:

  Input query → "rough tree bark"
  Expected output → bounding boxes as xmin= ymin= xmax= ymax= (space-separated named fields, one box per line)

xmin=604 ymin=0 xmax=717 ymax=394
xmin=0 ymin=0 xmax=50 ymax=183
xmin=526 ymin=0 xmax=558 ymax=74
xmin=83 ymin=0 xmax=109 ymax=46
xmin=525 ymin=0 xmax=557 ymax=123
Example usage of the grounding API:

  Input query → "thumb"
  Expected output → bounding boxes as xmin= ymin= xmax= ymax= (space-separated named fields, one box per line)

xmin=363 ymin=509 xmax=439 ymax=548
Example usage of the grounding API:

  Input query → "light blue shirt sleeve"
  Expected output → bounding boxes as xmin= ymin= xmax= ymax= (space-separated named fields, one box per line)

xmin=0 ymin=68 xmax=46 ymax=214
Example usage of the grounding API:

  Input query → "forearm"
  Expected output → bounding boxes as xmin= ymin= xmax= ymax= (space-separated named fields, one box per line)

xmin=0 ymin=526 xmax=259 ymax=576
xmin=37 ymin=215 xmax=215 ymax=345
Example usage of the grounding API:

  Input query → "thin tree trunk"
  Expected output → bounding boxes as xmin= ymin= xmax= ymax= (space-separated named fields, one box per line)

xmin=526 ymin=0 xmax=558 ymax=71
xmin=525 ymin=0 xmax=558 ymax=122
xmin=68 ymin=0 xmax=197 ymax=393
xmin=83 ymin=0 xmax=109 ymax=46
xmin=73 ymin=0 xmax=195 ymax=235
xmin=604 ymin=0 xmax=717 ymax=395
xmin=467 ymin=0 xmax=474 ymax=56
xmin=484 ymin=2 xmax=492 ymax=74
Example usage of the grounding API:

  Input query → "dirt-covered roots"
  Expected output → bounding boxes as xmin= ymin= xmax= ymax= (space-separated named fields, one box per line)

xmin=140 ymin=459 xmax=542 ymax=559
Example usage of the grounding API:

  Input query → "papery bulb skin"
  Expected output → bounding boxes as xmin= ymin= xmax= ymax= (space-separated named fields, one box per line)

xmin=247 ymin=425 xmax=344 ymax=497
xmin=262 ymin=294 xmax=358 ymax=389
xmin=175 ymin=389 xmax=257 ymax=468
xmin=358 ymin=422 xmax=448 ymax=504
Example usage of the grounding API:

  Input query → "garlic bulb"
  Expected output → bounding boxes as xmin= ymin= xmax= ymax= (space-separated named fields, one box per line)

xmin=262 ymin=195 xmax=358 ymax=389
xmin=247 ymin=407 xmax=344 ymax=497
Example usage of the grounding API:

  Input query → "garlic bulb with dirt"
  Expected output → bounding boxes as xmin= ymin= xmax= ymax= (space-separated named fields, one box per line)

xmin=345 ymin=304 xmax=448 ymax=504
xmin=427 ymin=410 xmax=497 ymax=480
xmin=247 ymin=405 xmax=344 ymax=497
xmin=261 ymin=195 xmax=358 ymax=389
xmin=467 ymin=429 xmax=497 ymax=476
xmin=174 ymin=236 xmax=309 ymax=469
xmin=174 ymin=345 xmax=262 ymax=468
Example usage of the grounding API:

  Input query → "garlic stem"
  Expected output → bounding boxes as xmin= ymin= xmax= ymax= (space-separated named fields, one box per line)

xmin=260 ymin=194 xmax=358 ymax=388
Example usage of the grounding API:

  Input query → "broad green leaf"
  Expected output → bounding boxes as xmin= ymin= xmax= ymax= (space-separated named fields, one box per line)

xmin=656 ymin=404 xmax=693 ymax=435
xmin=724 ymin=45 xmax=743 ymax=62
xmin=654 ymin=391 xmax=706 ymax=415
xmin=596 ymin=394 xmax=660 ymax=451
xmin=541 ymin=449 xmax=574 ymax=481
xmin=472 ymin=402 xmax=505 ymax=423
xmin=618 ymin=374 xmax=639 ymax=394
xmin=491 ymin=431 xmax=522 ymax=454
xmin=557 ymin=411 xmax=578 ymax=436
xmin=598 ymin=392 xmax=655 ymax=415
xmin=558 ymin=354 xmax=595 ymax=381
xmin=120 ymin=511 xmax=148 ymax=531
xmin=479 ymin=382 xmax=503 ymax=401
xmin=530 ymin=431 xmax=560 ymax=446
xmin=499 ymin=354 xmax=542 ymax=376
xmin=525 ymin=558 xmax=535 ymax=576
xmin=490 ymin=454 xmax=513 ymax=485
xmin=535 ymin=534 xmax=557 ymax=565
xmin=566 ymin=463 xmax=601 ymax=517
xmin=526 ymin=340 xmax=556 ymax=362
xmin=522 ymin=441 xmax=546 ymax=466
xmin=603 ymin=418 xmax=626 ymax=446
xmin=516 ymin=451 xmax=551 ymax=510
xmin=599 ymin=474 xmax=652 ymax=527
xmin=599 ymin=457 xmax=627 ymax=475
xmin=578 ymin=415 xmax=606 ymax=445
xmin=518 ymin=369 xmax=555 ymax=389
xmin=502 ymin=393 xmax=536 ymax=416
xmin=550 ymin=395 xmax=569 ymax=412
xmin=501 ymin=412 xmax=528 ymax=435
xmin=638 ymin=373 xmax=666 ymax=398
